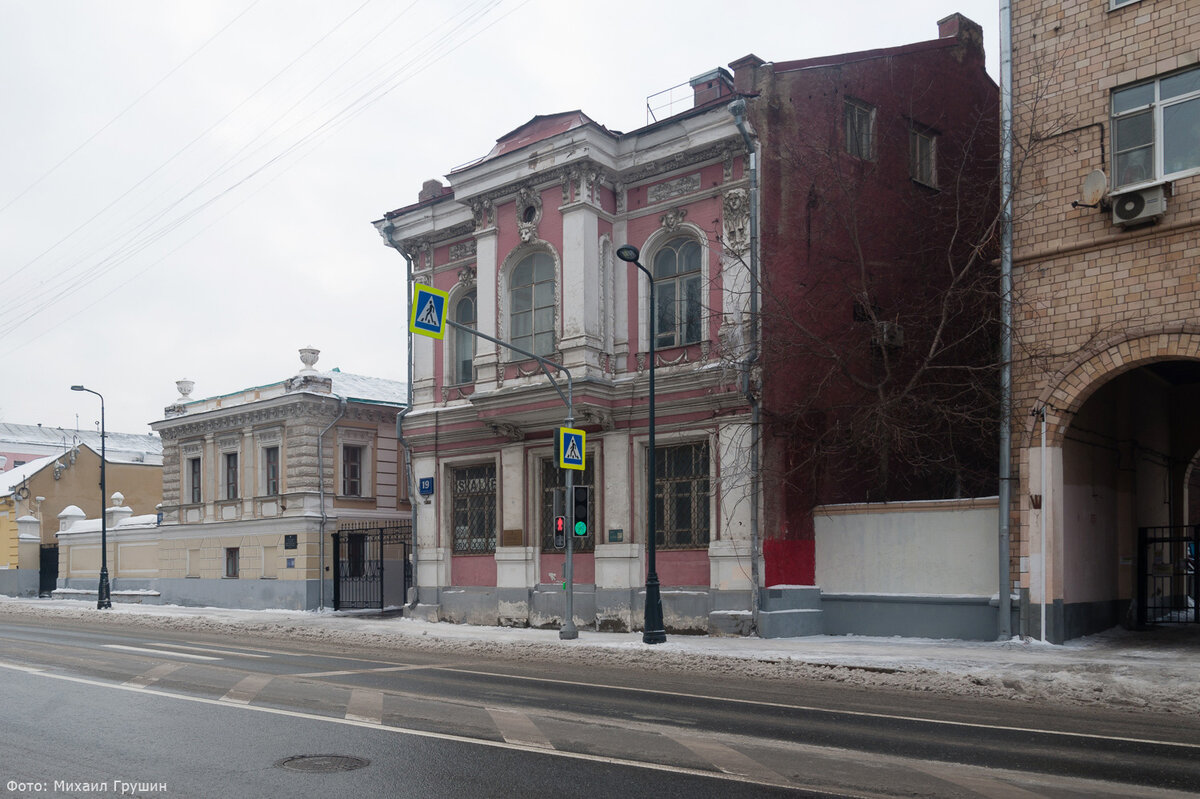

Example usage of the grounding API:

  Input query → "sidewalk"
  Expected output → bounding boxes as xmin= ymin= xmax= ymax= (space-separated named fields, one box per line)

xmin=2 ymin=596 xmax=1197 ymax=716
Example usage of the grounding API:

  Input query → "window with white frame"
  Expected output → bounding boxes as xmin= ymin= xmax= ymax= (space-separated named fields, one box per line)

xmin=909 ymin=126 xmax=937 ymax=187
xmin=509 ymin=251 xmax=555 ymax=357
xmin=1112 ymin=65 xmax=1200 ymax=189
xmin=653 ymin=441 xmax=710 ymax=550
xmin=1110 ymin=0 xmax=1140 ymax=9
xmin=263 ymin=446 xmax=280 ymax=495
xmin=451 ymin=463 xmax=497 ymax=553
xmin=652 ymin=237 xmax=703 ymax=348
xmin=187 ymin=457 xmax=202 ymax=504
xmin=223 ymin=452 xmax=239 ymax=500
xmin=844 ymin=98 xmax=876 ymax=160
xmin=454 ymin=289 xmax=476 ymax=384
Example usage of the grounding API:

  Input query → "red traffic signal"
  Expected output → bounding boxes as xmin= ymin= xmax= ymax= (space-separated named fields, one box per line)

xmin=553 ymin=515 xmax=566 ymax=548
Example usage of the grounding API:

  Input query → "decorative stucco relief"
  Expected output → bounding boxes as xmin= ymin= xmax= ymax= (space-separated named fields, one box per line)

xmin=648 ymin=173 xmax=701 ymax=205
xmin=722 ymin=188 xmax=750 ymax=256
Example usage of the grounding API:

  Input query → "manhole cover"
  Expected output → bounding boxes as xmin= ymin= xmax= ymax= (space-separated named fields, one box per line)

xmin=275 ymin=755 xmax=369 ymax=773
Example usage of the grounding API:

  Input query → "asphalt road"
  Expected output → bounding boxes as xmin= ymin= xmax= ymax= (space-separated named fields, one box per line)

xmin=1 ymin=616 xmax=1198 ymax=798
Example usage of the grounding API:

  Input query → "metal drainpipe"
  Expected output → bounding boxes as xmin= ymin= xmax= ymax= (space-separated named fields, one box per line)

xmin=730 ymin=98 xmax=762 ymax=633
xmin=381 ymin=222 xmax=419 ymax=609
xmin=318 ymin=397 xmax=347 ymax=611
xmin=998 ymin=0 xmax=1015 ymax=640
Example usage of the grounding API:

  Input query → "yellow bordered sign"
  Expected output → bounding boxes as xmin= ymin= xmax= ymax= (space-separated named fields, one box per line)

xmin=410 ymin=284 xmax=449 ymax=339
xmin=558 ymin=427 xmax=585 ymax=470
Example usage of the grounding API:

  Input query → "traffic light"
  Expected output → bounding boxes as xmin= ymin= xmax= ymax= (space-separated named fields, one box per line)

xmin=572 ymin=485 xmax=589 ymax=536
xmin=553 ymin=515 xmax=566 ymax=549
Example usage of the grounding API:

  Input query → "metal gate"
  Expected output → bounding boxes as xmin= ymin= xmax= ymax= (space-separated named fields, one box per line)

xmin=331 ymin=521 xmax=412 ymax=611
xmin=1137 ymin=525 xmax=1198 ymax=627
xmin=39 ymin=544 xmax=58 ymax=597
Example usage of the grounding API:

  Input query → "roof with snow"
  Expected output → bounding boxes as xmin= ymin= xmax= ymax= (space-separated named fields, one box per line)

xmin=0 ymin=422 xmax=161 ymax=466
xmin=1 ymin=454 xmax=60 ymax=496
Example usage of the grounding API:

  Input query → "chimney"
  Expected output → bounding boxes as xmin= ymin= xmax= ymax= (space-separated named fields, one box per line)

xmin=419 ymin=179 xmax=447 ymax=203
xmin=690 ymin=67 xmax=734 ymax=107
xmin=938 ymin=13 xmax=984 ymax=60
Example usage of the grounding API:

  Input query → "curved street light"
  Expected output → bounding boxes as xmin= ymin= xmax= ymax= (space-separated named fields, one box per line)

xmin=616 ymin=244 xmax=666 ymax=644
xmin=71 ymin=385 xmax=111 ymax=609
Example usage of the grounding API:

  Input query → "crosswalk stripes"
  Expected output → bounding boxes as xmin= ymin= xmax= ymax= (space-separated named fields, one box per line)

xmin=667 ymin=733 xmax=787 ymax=784
xmin=345 ymin=689 xmax=384 ymax=725
xmin=123 ymin=662 xmax=184 ymax=688
xmin=220 ymin=674 xmax=274 ymax=704
xmin=486 ymin=708 xmax=555 ymax=749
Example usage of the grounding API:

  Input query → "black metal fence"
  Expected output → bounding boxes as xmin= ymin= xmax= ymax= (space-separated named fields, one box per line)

xmin=1137 ymin=525 xmax=1198 ymax=627
xmin=331 ymin=521 xmax=412 ymax=611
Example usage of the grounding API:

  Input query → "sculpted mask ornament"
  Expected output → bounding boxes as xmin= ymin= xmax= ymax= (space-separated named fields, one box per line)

xmin=516 ymin=185 xmax=543 ymax=243
xmin=722 ymin=189 xmax=750 ymax=255
xmin=458 ymin=265 xmax=476 ymax=287
xmin=660 ymin=207 xmax=688 ymax=231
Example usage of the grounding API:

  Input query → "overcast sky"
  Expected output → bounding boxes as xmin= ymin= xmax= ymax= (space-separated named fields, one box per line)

xmin=0 ymin=0 xmax=1000 ymax=435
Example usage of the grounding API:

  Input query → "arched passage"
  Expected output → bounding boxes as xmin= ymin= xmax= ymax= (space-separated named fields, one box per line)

xmin=1021 ymin=331 xmax=1200 ymax=641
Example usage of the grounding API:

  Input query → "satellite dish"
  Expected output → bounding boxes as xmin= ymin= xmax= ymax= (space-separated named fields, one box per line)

xmin=1081 ymin=169 xmax=1108 ymax=206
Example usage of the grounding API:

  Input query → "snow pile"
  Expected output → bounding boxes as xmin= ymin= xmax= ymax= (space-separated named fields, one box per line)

xmin=1 ymin=597 xmax=1196 ymax=716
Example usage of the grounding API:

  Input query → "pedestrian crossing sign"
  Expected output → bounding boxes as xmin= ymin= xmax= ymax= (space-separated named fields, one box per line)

xmin=410 ymin=283 xmax=449 ymax=339
xmin=559 ymin=427 xmax=585 ymax=470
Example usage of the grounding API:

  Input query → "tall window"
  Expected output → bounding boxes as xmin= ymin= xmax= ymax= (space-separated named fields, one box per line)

xmin=540 ymin=457 xmax=595 ymax=552
xmin=451 ymin=463 xmax=497 ymax=553
xmin=1113 ymin=65 xmax=1200 ymax=188
xmin=844 ymin=98 xmax=876 ymax=160
xmin=225 ymin=547 xmax=240 ymax=578
xmin=342 ymin=445 xmax=363 ymax=496
xmin=654 ymin=441 xmax=710 ymax=550
xmin=509 ymin=251 xmax=555 ymax=357
xmin=188 ymin=457 xmax=202 ymax=504
xmin=652 ymin=237 xmax=703 ymax=348
xmin=454 ymin=290 xmax=476 ymax=384
xmin=224 ymin=452 xmax=238 ymax=500
xmin=909 ymin=127 xmax=937 ymax=187
xmin=264 ymin=447 xmax=280 ymax=495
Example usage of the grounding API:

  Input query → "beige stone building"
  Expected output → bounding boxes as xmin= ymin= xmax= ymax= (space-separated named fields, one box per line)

xmin=55 ymin=348 xmax=410 ymax=610
xmin=1010 ymin=0 xmax=1200 ymax=640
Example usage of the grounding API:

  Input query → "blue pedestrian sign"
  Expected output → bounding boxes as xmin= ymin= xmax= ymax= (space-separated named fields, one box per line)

xmin=558 ymin=427 xmax=585 ymax=471
xmin=410 ymin=284 xmax=448 ymax=339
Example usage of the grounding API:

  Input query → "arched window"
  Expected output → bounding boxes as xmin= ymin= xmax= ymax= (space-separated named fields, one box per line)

xmin=509 ymin=251 xmax=555 ymax=357
xmin=454 ymin=290 xmax=476 ymax=384
xmin=652 ymin=237 xmax=702 ymax=348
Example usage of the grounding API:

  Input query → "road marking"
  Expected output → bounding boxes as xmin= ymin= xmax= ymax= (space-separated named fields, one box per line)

xmin=906 ymin=760 xmax=1076 ymax=799
xmin=291 ymin=664 xmax=443 ymax=678
xmin=487 ymin=708 xmax=554 ymax=749
xmin=103 ymin=644 xmax=220 ymax=661
xmin=0 ymin=663 xmax=831 ymax=797
xmin=221 ymin=674 xmax=274 ymax=704
xmin=345 ymin=689 xmax=384 ymax=725
xmin=123 ymin=662 xmax=183 ymax=688
xmin=437 ymin=667 xmax=1200 ymax=751
xmin=669 ymin=733 xmax=786 ymax=783
xmin=0 ymin=660 xmax=44 ymax=674
xmin=149 ymin=642 xmax=270 ymax=658
xmin=188 ymin=641 xmax=301 ymax=657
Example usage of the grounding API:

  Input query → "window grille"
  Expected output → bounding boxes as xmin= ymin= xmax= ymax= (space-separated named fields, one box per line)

xmin=452 ymin=463 xmax=497 ymax=553
xmin=654 ymin=441 xmax=711 ymax=550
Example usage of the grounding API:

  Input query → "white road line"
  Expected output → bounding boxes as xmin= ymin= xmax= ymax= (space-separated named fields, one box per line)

xmin=103 ymin=644 xmax=220 ymax=661
xmin=220 ymin=674 xmax=274 ymax=705
xmin=439 ymin=667 xmax=1200 ymax=751
xmin=291 ymin=665 xmax=436 ymax=678
xmin=487 ymin=708 xmax=555 ymax=749
xmin=0 ymin=660 xmax=44 ymax=674
xmin=669 ymin=734 xmax=787 ymax=783
xmin=0 ymin=662 xmax=829 ymax=796
xmin=345 ymin=688 xmax=384 ymax=725
xmin=149 ymin=643 xmax=270 ymax=658
xmin=123 ymin=662 xmax=183 ymax=688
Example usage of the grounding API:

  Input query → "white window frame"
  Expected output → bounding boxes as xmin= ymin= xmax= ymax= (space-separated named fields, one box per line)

xmin=337 ymin=428 xmax=374 ymax=498
xmin=505 ymin=249 xmax=557 ymax=359
xmin=217 ymin=436 xmax=240 ymax=501
xmin=844 ymin=98 xmax=876 ymax=160
xmin=1112 ymin=65 xmax=1200 ymax=190
xmin=909 ymin=126 xmax=938 ymax=188
xmin=650 ymin=235 xmax=705 ymax=349
xmin=452 ymin=288 xmax=477 ymax=385
xmin=181 ymin=441 xmax=203 ymax=505
xmin=1109 ymin=0 xmax=1140 ymax=9
xmin=256 ymin=427 xmax=283 ymax=497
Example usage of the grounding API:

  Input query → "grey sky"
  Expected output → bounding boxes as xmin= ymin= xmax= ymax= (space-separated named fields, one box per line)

xmin=0 ymin=0 xmax=999 ymax=434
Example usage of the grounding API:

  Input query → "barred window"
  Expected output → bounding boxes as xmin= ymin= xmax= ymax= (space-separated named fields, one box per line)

xmin=451 ymin=463 xmax=497 ymax=553
xmin=540 ymin=457 xmax=595 ymax=552
xmin=654 ymin=441 xmax=710 ymax=550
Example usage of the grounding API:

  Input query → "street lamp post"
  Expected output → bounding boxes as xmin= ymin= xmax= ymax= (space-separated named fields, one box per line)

xmin=71 ymin=385 xmax=111 ymax=609
xmin=616 ymin=244 xmax=666 ymax=644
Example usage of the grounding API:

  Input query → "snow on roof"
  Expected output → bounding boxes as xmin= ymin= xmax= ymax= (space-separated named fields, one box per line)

xmin=0 ymin=422 xmax=161 ymax=464
xmin=326 ymin=370 xmax=407 ymax=406
xmin=1 ymin=454 xmax=60 ymax=496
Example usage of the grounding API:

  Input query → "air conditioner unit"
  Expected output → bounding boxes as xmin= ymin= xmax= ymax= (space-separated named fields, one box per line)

xmin=1112 ymin=185 xmax=1167 ymax=227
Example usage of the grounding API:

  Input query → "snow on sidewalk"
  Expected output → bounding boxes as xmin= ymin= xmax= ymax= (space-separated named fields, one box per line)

xmin=2 ymin=596 xmax=1197 ymax=716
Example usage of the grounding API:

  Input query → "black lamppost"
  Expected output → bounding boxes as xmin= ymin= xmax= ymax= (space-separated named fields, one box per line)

xmin=71 ymin=385 xmax=111 ymax=609
xmin=616 ymin=244 xmax=666 ymax=644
